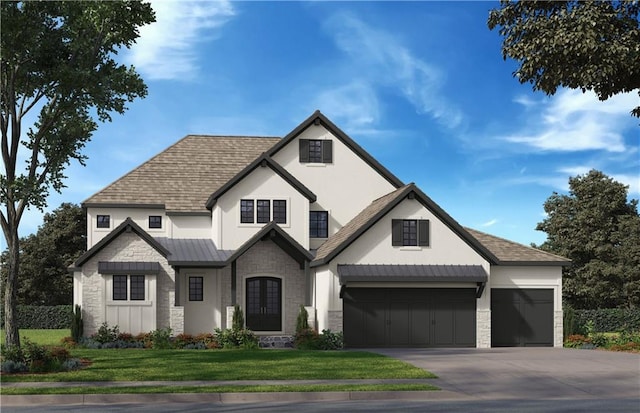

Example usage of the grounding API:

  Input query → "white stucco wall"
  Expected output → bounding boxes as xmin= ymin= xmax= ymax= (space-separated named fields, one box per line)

xmin=180 ymin=268 xmax=222 ymax=334
xmin=169 ymin=215 xmax=212 ymax=239
xmin=214 ymin=165 xmax=309 ymax=250
xmin=271 ymin=124 xmax=398 ymax=241
xmin=87 ymin=207 xmax=167 ymax=248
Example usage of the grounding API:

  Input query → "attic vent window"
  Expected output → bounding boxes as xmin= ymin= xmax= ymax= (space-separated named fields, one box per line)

xmin=299 ymin=139 xmax=332 ymax=164
xmin=149 ymin=216 xmax=162 ymax=229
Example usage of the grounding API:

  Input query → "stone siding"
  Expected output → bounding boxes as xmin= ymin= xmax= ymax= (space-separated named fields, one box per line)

xmin=223 ymin=239 xmax=306 ymax=335
xmin=554 ymin=310 xmax=564 ymax=348
xmin=477 ymin=310 xmax=491 ymax=348
xmin=328 ymin=310 xmax=343 ymax=333
xmin=80 ymin=232 xmax=177 ymax=335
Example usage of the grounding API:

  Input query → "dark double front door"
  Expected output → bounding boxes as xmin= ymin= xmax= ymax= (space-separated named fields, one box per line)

xmin=246 ymin=277 xmax=282 ymax=331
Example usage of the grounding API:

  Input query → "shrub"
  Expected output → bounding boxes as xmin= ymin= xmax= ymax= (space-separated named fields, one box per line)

xmin=92 ymin=322 xmax=120 ymax=344
xmin=0 ymin=305 xmax=73 ymax=329
xmin=296 ymin=306 xmax=309 ymax=334
xmin=294 ymin=328 xmax=320 ymax=350
xmin=174 ymin=333 xmax=195 ymax=349
xmin=564 ymin=334 xmax=591 ymax=348
xmin=574 ymin=308 xmax=640 ymax=332
xmin=1 ymin=360 xmax=28 ymax=373
xmin=215 ymin=328 xmax=259 ymax=349
xmin=232 ymin=305 xmax=244 ymax=330
xmin=149 ymin=327 xmax=173 ymax=349
xmin=71 ymin=305 xmax=83 ymax=342
xmin=60 ymin=336 xmax=77 ymax=349
xmin=318 ymin=329 xmax=343 ymax=350
xmin=1 ymin=344 xmax=26 ymax=364
xmin=62 ymin=358 xmax=82 ymax=371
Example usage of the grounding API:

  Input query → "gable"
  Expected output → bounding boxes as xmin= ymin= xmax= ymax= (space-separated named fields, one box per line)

xmin=330 ymin=195 xmax=490 ymax=267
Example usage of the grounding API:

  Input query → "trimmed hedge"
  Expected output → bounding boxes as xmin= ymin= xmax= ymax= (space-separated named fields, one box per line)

xmin=574 ymin=308 xmax=640 ymax=333
xmin=0 ymin=305 xmax=73 ymax=329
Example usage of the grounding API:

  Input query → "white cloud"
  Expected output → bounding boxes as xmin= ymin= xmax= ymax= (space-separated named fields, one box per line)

xmin=324 ymin=13 xmax=463 ymax=128
xmin=313 ymin=82 xmax=381 ymax=132
xmin=481 ymin=218 xmax=498 ymax=227
xmin=504 ymin=89 xmax=636 ymax=152
xmin=125 ymin=0 xmax=235 ymax=81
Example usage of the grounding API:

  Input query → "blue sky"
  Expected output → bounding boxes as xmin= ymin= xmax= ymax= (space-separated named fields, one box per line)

xmin=11 ymin=0 xmax=640 ymax=248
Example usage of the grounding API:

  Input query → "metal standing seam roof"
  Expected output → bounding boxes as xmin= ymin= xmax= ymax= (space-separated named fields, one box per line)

xmin=98 ymin=261 xmax=161 ymax=275
xmin=83 ymin=135 xmax=281 ymax=213
xmin=154 ymin=238 xmax=233 ymax=265
xmin=338 ymin=264 xmax=488 ymax=283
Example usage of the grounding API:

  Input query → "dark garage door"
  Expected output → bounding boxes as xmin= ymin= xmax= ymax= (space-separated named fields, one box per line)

xmin=343 ymin=288 xmax=476 ymax=348
xmin=491 ymin=289 xmax=553 ymax=347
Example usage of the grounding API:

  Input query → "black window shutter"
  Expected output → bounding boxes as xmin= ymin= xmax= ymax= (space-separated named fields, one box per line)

xmin=322 ymin=140 xmax=332 ymax=163
xmin=299 ymin=139 xmax=309 ymax=163
xmin=418 ymin=220 xmax=430 ymax=246
xmin=392 ymin=219 xmax=403 ymax=246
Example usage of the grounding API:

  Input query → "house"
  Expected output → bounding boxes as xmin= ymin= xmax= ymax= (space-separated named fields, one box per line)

xmin=71 ymin=111 xmax=570 ymax=348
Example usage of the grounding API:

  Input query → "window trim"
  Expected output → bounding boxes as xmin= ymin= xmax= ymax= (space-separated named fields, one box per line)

xmin=189 ymin=276 xmax=204 ymax=301
xmin=97 ymin=215 xmax=110 ymax=229
xmin=239 ymin=198 xmax=289 ymax=226
xmin=148 ymin=215 xmax=162 ymax=229
xmin=112 ymin=275 xmax=146 ymax=302
xmin=310 ymin=211 xmax=329 ymax=238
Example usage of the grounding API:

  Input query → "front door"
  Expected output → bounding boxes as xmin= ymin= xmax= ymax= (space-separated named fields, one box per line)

xmin=246 ymin=277 xmax=282 ymax=331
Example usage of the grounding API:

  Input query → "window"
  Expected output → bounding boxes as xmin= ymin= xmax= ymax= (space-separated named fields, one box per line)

xmin=310 ymin=211 xmax=328 ymax=238
xmin=113 ymin=275 xmax=145 ymax=301
xmin=149 ymin=216 xmax=162 ymax=229
xmin=240 ymin=199 xmax=254 ymax=223
xmin=113 ymin=275 xmax=128 ymax=300
xmin=189 ymin=277 xmax=203 ymax=301
xmin=299 ymin=139 xmax=332 ymax=163
xmin=392 ymin=219 xmax=430 ymax=247
xmin=257 ymin=200 xmax=270 ymax=224
xmin=273 ymin=200 xmax=287 ymax=224
xmin=130 ymin=275 xmax=145 ymax=300
xmin=97 ymin=215 xmax=110 ymax=228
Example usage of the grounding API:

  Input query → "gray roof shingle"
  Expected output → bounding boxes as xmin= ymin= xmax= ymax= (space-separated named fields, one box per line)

xmin=464 ymin=228 xmax=570 ymax=265
xmin=83 ymin=135 xmax=281 ymax=213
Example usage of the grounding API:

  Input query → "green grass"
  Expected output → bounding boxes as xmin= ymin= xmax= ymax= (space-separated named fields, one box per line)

xmin=0 ymin=329 xmax=69 ymax=346
xmin=1 ymin=349 xmax=435 ymax=382
xmin=1 ymin=383 xmax=438 ymax=395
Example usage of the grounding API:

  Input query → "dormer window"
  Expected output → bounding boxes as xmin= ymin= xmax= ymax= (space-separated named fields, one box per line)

xmin=392 ymin=219 xmax=430 ymax=247
xmin=299 ymin=139 xmax=332 ymax=163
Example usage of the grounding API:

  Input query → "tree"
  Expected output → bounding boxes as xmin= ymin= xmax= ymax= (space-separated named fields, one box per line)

xmin=1 ymin=203 xmax=86 ymax=305
xmin=488 ymin=0 xmax=640 ymax=118
xmin=1 ymin=1 xmax=155 ymax=348
xmin=536 ymin=170 xmax=640 ymax=309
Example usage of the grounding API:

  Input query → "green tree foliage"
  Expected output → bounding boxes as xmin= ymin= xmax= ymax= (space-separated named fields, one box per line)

xmin=1 ymin=203 xmax=85 ymax=305
xmin=536 ymin=170 xmax=640 ymax=309
xmin=0 ymin=1 xmax=155 ymax=348
xmin=488 ymin=0 xmax=640 ymax=117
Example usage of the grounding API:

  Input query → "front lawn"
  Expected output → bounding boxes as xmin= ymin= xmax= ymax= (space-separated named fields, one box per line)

xmin=1 ymin=349 xmax=435 ymax=382
xmin=0 ymin=329 xmax=69 ymax=346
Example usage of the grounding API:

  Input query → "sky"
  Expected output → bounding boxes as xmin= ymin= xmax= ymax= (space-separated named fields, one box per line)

xmin=7 ymin=0 xmax=640 ymax=249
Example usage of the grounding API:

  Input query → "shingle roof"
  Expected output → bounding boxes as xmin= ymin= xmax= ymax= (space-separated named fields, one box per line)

xmin=83 ymin=135 xmax=281 ymax=213
xmin=312 ymin=184 xmax=498 ymax=266
xmin=155 ymin=238 xmax=233 ymax=266
xmin=338 ymin=264 xmax=488 ymax=283
xmin=465 ymin=228 xmax=570 ymax=265
xmin=312 ymin=185 xmax=411 ymax=265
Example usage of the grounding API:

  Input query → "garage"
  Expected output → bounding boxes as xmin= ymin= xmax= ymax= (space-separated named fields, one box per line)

xmin=491 ymin=288 xmax=553 ymax=347
xmin=343 ymin=288 xmax=477 ymax=348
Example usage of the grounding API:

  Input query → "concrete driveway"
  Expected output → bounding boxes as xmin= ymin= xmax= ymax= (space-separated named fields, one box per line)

xmin=373 ymin=347 xmax=640 ymax=400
